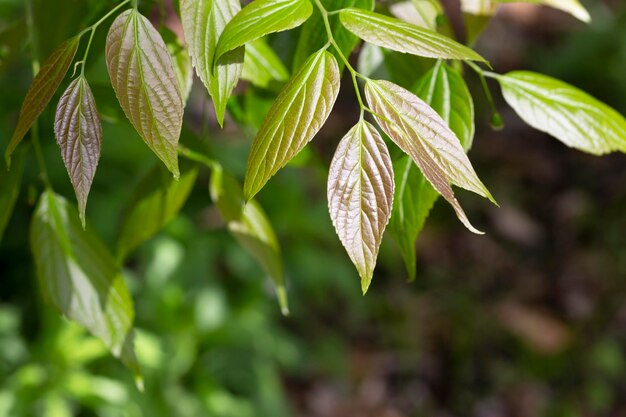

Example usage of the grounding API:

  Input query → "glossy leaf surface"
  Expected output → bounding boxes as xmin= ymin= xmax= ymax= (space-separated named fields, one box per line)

xmin=496 ymin=71 xmax=626 ymax=155
xmin=339 ymin=8 xmax=486 ymax=62
xmin=244 ymin=49 xmax=340 ymax=201
xmin=54 ymin=76 xmax=102 ymax=227
xmin=106 ymin=10 xmax=183 ymax=177
xmin=328 ymin=121 xmax=394 ymax=293
xmin=365 ymin=79 xmax=493 ymax=233
xmin=5 ymin=36 xmax=79 ymax=165
xmin=180 ymin=0 xmax=243 ymax=125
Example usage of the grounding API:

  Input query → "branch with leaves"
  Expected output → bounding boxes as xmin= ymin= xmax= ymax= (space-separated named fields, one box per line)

xmin=2 ymin=0 xmax=625 ymax=382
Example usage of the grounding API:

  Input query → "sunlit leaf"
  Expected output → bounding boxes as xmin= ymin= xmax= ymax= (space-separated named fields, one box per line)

xmin=105 ymin=9 xmax=183 ymax=177
xmin=5 ymin=36 xmax=79 ymax=166
xmin=460 ymin=0 xmax=498 ymax=45
xmin=293 ymin=0 xmax=374 ymax=71
xmin=162 ymin=28 xmax=193 ymax=104
xmin=244 ymin=49 xmax=340 ymax=201
xmin=54 ymin=75 xmax=102 ymax=228
xmin=495 ymin=71 xmax=626 ymax=155
xmin=210 ymin=164 xmax=289 ymax=314
xmin=389 ymin=62 xmax=475 ymax=280
xmin=365 ymin=79 xmax=494 ymax=234
xmin=0 ymin=150 xmax=25 ymax=243
xmin=494 ymin=0 xmax=590 ymax=22
xmin=31 ymin=191 xmax=141 ymax=379
xmin=339 ymin=8 xmax=486 ymax=62
xmin=242 ymin=38 xmax=289 ymax=89
xmin=389 ymin=0 xmax=440 ymax=30
xmin=180 ymin=0 xmax=243 ymax=125
xmin=328 ymin=120 xmax=394 ymax=293
xmin=117 ymin=162 xmax=199 ymax=261
xmin=215 ymin=0 xmax=313 ymax=63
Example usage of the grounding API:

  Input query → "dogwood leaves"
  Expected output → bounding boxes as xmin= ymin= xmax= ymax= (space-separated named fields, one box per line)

xmin=5 ymin=36 xmax=79 ymax=165
xmin=106 ymin=9 xmax=183 ymax=178
xmin=494 ymin=71 xmax=626 ymax=155
xmin=339 ymin=8 xmax=486 ymax=62
xmin=54 ymin=76 xmax=102 ymax=228
xmin=328 ymin=121 xmax=394 ymax=293
xmin=244 ymin=49 xmax=340 ymax=200
xmin=215 ymin=0 xmax=313 ymax=63
xmin=31 ymin=191 xmax=141 ymax=380
xmin=180 ymin=0 xmax=243 ymax=125
xmin=365 ymin=79 xmax=495 ymax=234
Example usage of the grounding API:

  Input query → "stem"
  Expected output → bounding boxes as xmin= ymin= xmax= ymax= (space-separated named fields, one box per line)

xmin=466 ymin=61 xmax=501 ymax=121
xmin=79 ymin=28 xmax=96 ymax=75
xmin=25 ymin=0 xmax=51 ymax=188
xmin=312 ymin=0 xmax=366 ymax=118
xmin=177 ymin=145 xmax=216 ymax=170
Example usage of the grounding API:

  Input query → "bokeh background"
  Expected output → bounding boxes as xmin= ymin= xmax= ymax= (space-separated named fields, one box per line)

xmin=2 ymin=0 xmax=626 ymax=416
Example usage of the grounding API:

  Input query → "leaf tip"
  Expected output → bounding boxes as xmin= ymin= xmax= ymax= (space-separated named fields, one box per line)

xmin=79 ymin=212 xmax=87 ymax=230
xmin=4 ymin=154 xmax=10 ymax=171
xmin=276 ymin=286 xmax=290 ymax=316
xmin=361 ymin=276 xmax=372 ymax=295
xmin=134 ymin=375 xmax=145 ymax=392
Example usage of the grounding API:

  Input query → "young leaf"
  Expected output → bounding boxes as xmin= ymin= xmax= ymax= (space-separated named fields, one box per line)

xmin=328 ymin=121 xmax=394 ymax=294
xmin=494 ymin=0 xmax=590 ymax=23
xmin=389 ymin=62 xmax=475 ymax=280
xmin=214 ymin=0 xmax=313 ymax=64
xmin=0 ymin=150 xmax=25 ymax=243
xmin=293 ymin=0 xmax=374 ymax=71
xmin=495 ymin=71 xmax=626 ymax=155
xmin=461 ymin=0 xmax=498 ymax=46
xmin=31 ymin=191 xmax=141 ymax=379
xmin=105 ymin=9 xmax=183 ymax=178
xmin=180 ymin=0 xmax=243 ymax=125
xmin=242 ymin=38 xmax=289 ymax=89
xmin=338 ymin=8 xmax=486 ymax=62
xmin=117 ymin=162 xmax=199 ymax=261
xmin=210 ymin=164 xmax=289 ymax=315
xmin=162 ymin=28 xmax=193 ymax=105
xmin=244 ymin=49 xmax=340 ymax=201
xmin=5 ymin=36 xmax=79 ymax=165
xmin=54 ymin=75 xmax=102 ymax=228
xmin=365 ymin=79 xmax=494 ymax=233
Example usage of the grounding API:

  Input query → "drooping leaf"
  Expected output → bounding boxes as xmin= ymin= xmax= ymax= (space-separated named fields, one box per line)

xmin=460 ymin=0 xmax=498 ymax=45
xmin=243 ymin=49 xmax=340 ymax=201
xmin=327 ymin=120 xmax=394 ymax=293
xmin=389 ymin=0 xmax=439 ymax=30
xmin=5 ymin=36 xmax=79 ymax=166
xmin=242 ymin=38 xmax=289 ymax=89
xmin=117 ymin=162 xmax=199 ymax=261
xmin=215 ymin=0 xmax=313 ymax=63
xmin=31 ymin=191 xmax=141 ymax=380
xmin=292 ymin=0 xmax=374 ymax=71
xmin=210 ymin=164 xmax=289 ymax=314
xmin=389 ymin=62 xmax=475 ymax=280
xmin=0 ymin=150 xmax=25 ymax=243
xmin=338 ymin=8 xmax=486 ymax=62
xmin=105 ymin=9 xmax=183 ymax=178
xmin=495 ymin=71 xmax=626 ymax=155
xmin=365 ymin=79 xmax=494 ymax=233
xmin=180 ymin=0 xmax=243 ymax=125
xmin=494 ymin=0 xmax=590 ymax=22
xmin=162 ymin=28 xmax=193 ymax=104
xmin=54 ymin=75 xmax=102 ymax=228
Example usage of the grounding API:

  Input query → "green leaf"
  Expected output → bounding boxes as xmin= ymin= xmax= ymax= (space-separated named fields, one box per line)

xmin=54 ymin=75 xmax=102 ymax=228
xmin=389 ymin=0 xmax=441 ymax=30
xmin=5 ymin=36 xmax=79 ymax=166
xmin=460 ymin=0 xmax=498 ymax=45
xmin=292 ymin=0 xmax=374 ymax=71
xmin=162 ymin=28 xmax=193 ymax=105
xmin=215 ymin=0 xmax=313 ymax=63
xmin=389 ymin=62 xmax=475 ymax=280
xmin=327 ymin=121 xmax=394 ymax=293
xmin=117 ymin=162 xmax=199 ymax=261
xmin=365 ymin=79 xmax=494 ymax=234
xmin=31 ymin=191 xmax=141 ymax=380
xmin=242 ymin=38 xmax=289 ymax=89
xmin=0 ymin=150 xmax=25 ymax=243
xmin=339 ymin=8 xmax=486 ymax=62
xmin=210 ymin=164 xmax=289 ymax=315
xmin=495 ymin=71 xmax=626 ymax=155
xmin=180 ymin=0 xmax=243 ymax=126
xmin=105 ymin=9 xmax=183 ymax=178
xmin=243 ymin=49 xmax=340 ymax=201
